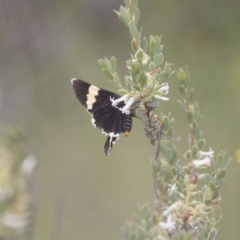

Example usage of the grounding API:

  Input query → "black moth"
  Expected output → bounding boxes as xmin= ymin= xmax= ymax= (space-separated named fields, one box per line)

xmin=71 ymin=79 xmax=132 ymax=156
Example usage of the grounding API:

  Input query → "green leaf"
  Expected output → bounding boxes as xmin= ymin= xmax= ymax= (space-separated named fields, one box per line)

xmin=188 ymin=88 xmax=194 ymax=103
xmin=216 ymin=169 xmax=226 ymax=181
xmin=208 ymin=229 xmax=219 ymax=240
xmin=142 ymin=37 xmax=148 ymax=52
xmin=212 ymin=190 xmax=219 ymax=200
xmin=154 ymin=53 xmax=164 ymax=67
xmin=137 ymin=226 xmax=146 ymax=240
xmin=139 ymin=73 xmax=147 ymax=87
xmin=151 ymin=162 xmax=158 ymax=174
xmin=152 ymin=212 xmax=159 ymax=225
xmin=223 ymin=158 xmax=232 ymax=169
xmin=102 ymin=68 xmax=114 ymax=80
xmin=129 ymin=232 xmax=137 ymax=240
xmin=150 ymin=39 xmax=156 ymax=55
xmin=169 ymin=118 xmax=174 ymax=127
xmin=204 ymin=199 xmax=212 ymax=205
xmin=166 ymin=70 xmax=175 ymax=78
xmin=166 ymin=127 xmax=173 ymax=138
xmin=216 ymin=154 xmax=224 ymax=169
xmin=140 ymin=205 xmax=151 ymax=220
xmin=122 ymin=226 xmax=130 ymax=240
xmin=131 ymin=38 xmax=138 ymax=52
xmin=204 ymin=223 xmax=211 ymax=238
xmin=208 ymin=182 xmax=215 ymax=191
xmin=194 ymin=102 xmax=200 ymax=119
xmin=177 ymin=99 xmax=186 ymax=112
xmin=135 ymin=8 xmax=140 ymax=25
xmin=150 ymin=139 xmax=155 ymax=146
xmin=197 ymin=139 xmax=205 ymax=150
xmin=124 ymin=76 xmax=129 ymax=89
xmin=193 ymin=121 xmax=202 ymax=140
xmin=114 ymin=72 xmax=120 ymax=83
xmin=188 ymin=103 xmax=195 ymax=113
xmin=109 ymin=80 xmax=120 ymax=87
xmin=155 ymin=35 xmax=161 ymax=48
xmin=156 ymin=177 xmax=163 ymax=190
xmin=162 ymin=116 xmax=169 ymax=130
xmin=204 ymin=174 xmax=211 ymax=184
xmin=132 ymin=84 xmax=141 ymax=91
xmin=110 ymin=56 xmax=117 ymax=71
xmin=132 ymin=0 xmax=139 ymax=9
xmin=148 ymin=62 xmax=156 ymax=71
xmin=157 ymin=71 xmax=166 ymax=83
xmin=146 ymin=101 xmax=158 ymax=108
xmin=186 ymin=111 xmax=194 ymax=124
xmin=114 ymin=10 xmax=129 ymax=27
xmin=131 ymin=61 xmax=141 ymax=74
xmin=135 ymin=49 xmax=143 ymax=59
xmin=177 ymin=68 xmax=187 ymax=84
xmin=196 ymin=191 xmax=203 ymax=202
xmin=178 ymin=86 xmax=186 ymax=98
xmin=129 ymin=20 xmax=140 ymax=41
xmin=158 ymin=44 xmax=163 ymax=53
xmin=163 ymin=62 xmax=171 ymax=75
xmin=166 ymin=147 xmax=177 ymax=164
xmin=104 ymin=57 xmax=112 ymax=71
xmin=98 ymin=59 xmax=106 ymax=68
xmin=119 ymin=6 xmax=130 ymax=23
xmin=174 ymin=137 xmax=180 ymax=147
xmin=192 ymin=145 xmax=199 ymax=159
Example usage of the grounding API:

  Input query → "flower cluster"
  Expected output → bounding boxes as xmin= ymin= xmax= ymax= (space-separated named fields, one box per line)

xmin=193 ymin=148 xmax=214 ymax=168
xmin=110 ymin=82 xmax=170 ymax=115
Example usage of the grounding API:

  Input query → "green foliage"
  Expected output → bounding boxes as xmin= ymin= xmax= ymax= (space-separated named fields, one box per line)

xmin=0 ymin=126 xmax=37 ymax=239
xmin=100 ymin=1 xmax=231 ymax=239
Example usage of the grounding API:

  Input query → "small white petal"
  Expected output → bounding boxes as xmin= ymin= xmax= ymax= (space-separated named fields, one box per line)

xmin=119 ymin=97 xmax=135 ymax=115
xmin=198 ymin=147 xmax=214 ymax=159
xmin=111 ymin=94 xmax=129 ymax=107
xmin=2 ymin=213 xmax=27 ymax=232
xmin=154 ymin=95 xmax=169 ymax=101
xmin=170 ymin=183 xmax=176 ymax=193
xmin=193 ymin=157 xmax=211 ymax=168
xmin=197 ymin=174 xmax=205 ymax=180
xmin=163 ymin=202 xmax=180 ymax=216
xmin=158 ymin=83 xmax=169 ymax=94
xmin=159 ymin=215 xmax=175 ymax=232
xmin=20 ymin=154 xmax=37 ymax=177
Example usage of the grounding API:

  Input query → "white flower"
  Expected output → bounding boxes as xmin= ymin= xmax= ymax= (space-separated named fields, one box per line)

xmin=119 ymin=97 xmax=135 ymax=114
xmin=2 ymin=213 xmax=27 ymax=232
xmin=154 ymin=95 xmax=169 ymax=100
xmin=198 ymin=147 xmax=214 ymax=159
xmin=163 ymin=202 xmax=180 ymax=217
xmin=154 ymin=83 xmax=170 ymax=101
xmin=169 ymin=183 xmax=177 ymax=193
xmin=110 ymin=94 xmax=129 ymax=107
xmin=193 ymin=156 xmax=211 ymax=168
xmin=159 ymin=214 xmax=175 ymax=232
xmin=111 ymin=95 xmax=135 ymax=115
xmin=20 ymin=154 xmax=37 ymax=177
xmin=158 ymin=83 xmax=169 ymax=95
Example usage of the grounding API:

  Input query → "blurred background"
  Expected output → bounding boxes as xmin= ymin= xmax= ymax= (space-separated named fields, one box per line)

xmin=0 ymin=0 xmax=240 ymax=239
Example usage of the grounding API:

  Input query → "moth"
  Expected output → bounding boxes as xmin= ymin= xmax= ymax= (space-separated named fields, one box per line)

xmin=71 ymin=79 xmax=133 ymax=156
